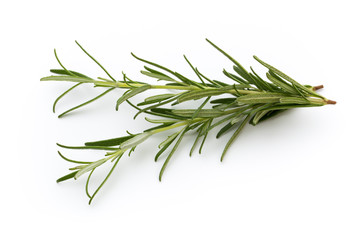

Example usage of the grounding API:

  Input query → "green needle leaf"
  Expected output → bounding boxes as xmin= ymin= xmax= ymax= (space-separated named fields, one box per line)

xmin=177 ymin=89 xmax=228 ymax=103
xmin=206 ymin=39 xmax=250 ymax=81
xmin=41 ymin=75 xmax=95 ymax=83
xmin=250 ymin=110 xmax=271 ymax=125
xmin=191 ymin=96 xmax=211 ymax=119
xmin=88 ymin=153 xmax=123 ymax=205
xmin=216 ymin=122 xmax=235 ymax=138
xmin=137 ymin=93 xmax=175 ymax=106
xmin=236 ymin=93 xmax=287 ymax=104
xmin=159 ymin=126 xmax=188 ymax=181
xmin=254 ymin=110 xmax=286 ymax=124
xmin=233 ymin=65 xmax=253 ymax=84
xmin=196 ymin=68 xmax=221 ymax=86
xmin=57 ymin=151 xmax=93 ymax=164
xmin=75 ymin=41 xmax=117 ymax=82
xmin=183 ymin=55 xmax=206 ymax=85
xmin=198 ymin=119 xmax=212 ymax=154
xmin=57 ymin=143 xmax=118 ymax=151
xmin=171 ymin=109 xmax=223 ymax=118
xmin=75 ymin=158 xmax=107 ymax=180
xmin=50 ymin=69 xmax=91 ymax=78
xmin=131 ymin=53 xmax=176 ymax=77
xmin=53 ymin=82 xmax=83 ymax=113
xmin=266 ymin=72 xmax=297 ymax=94
xmin=143 ymin=66 xmax=172 ymax=77
xmin=58 ymin=88 xmax=115 ymax=118
xmin=155 ymin=132 xmax=179 ymax=162
xmin=120 ymin=132 xmax=152 ymax=150
xmin=190 ymin=123 xmax=205 ymax=156
xmin=223 ymin=68 xmax=248 ymax=84
xmin=57 ymin=171 xmax=79 ymax=183
xmin=116 ymin=85 xmax=151 ymax=110
xmin=279 ymin=97 xmax=310 ymax=104
xmin=158 ymin=131 xmax=180 ymax=149
xmin=141 ymin=70 xmax=175 ymax=82
xmin=85 ymin=135 xmax=136 ymax=147
xmin=210 ymin=98 xmax=237 ymax=104
xmin=221 ymin=115 xmax=251 ymax=162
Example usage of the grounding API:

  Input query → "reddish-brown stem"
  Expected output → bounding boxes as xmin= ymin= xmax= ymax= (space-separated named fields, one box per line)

xmin=313 ymin=85 xmax=324 ymax=91
xmin=326 ymin=100 xmax=336 ymax=104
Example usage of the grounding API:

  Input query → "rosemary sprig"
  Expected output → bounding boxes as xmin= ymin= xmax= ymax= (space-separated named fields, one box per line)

xmin=41 ymin=39 xmax=335 ymax=204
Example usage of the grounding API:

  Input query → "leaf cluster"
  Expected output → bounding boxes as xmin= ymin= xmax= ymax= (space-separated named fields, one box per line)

xmin=41 ymin=39 xmax=335 ymax=204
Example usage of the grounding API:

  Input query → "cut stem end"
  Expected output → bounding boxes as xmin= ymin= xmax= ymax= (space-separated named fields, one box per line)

xmin=326 ymin=99 xmax=336 ymax=105
xmin=313 ymin=85 xmax=324 ymax=91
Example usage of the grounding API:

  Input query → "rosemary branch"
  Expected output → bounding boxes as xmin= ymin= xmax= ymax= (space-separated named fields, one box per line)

xmin=41 ymin=39 xmax=335 ymax=204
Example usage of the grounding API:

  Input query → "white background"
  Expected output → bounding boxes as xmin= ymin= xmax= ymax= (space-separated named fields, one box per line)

xmin=1 ymin=0 xmax=359 ymax=239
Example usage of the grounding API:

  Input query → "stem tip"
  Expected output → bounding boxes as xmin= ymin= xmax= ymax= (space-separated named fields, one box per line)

xmin=313 ymin=85 xmax=324 ymax=91
xmin=326 ymin=99 xmax=336 ymax=105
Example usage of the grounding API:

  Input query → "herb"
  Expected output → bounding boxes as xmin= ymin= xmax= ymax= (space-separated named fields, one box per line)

xmin=41 ymin=39 xmax=336 ymax=204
